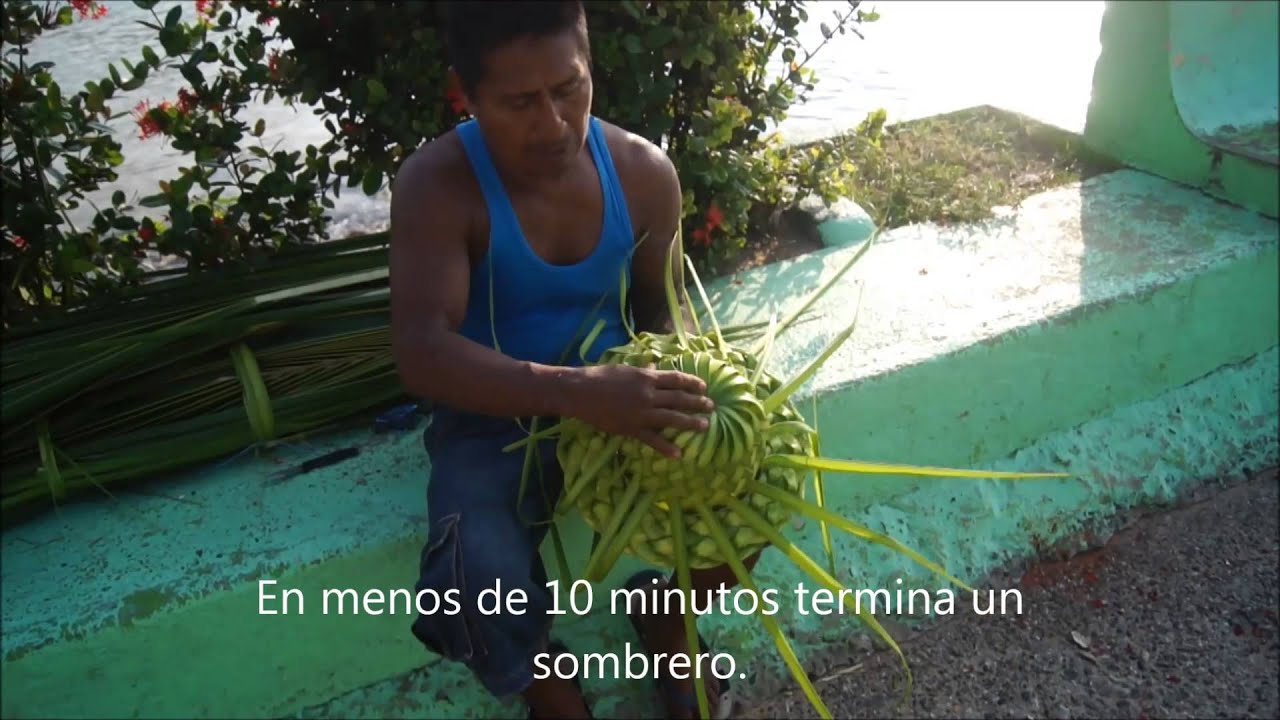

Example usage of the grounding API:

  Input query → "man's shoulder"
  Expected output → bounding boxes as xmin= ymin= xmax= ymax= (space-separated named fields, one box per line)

xmin=597 ymin=120 xmax=673 ymax=178
xmin=389 ymin=129 xmax=484 ymax=255
xmin=392 ymin=129 xmax=476 ymax=205
xmin=596 ymin=118 xmax=677 ymax=184
xmin=396 ymin=130 xmax=465 ymax=184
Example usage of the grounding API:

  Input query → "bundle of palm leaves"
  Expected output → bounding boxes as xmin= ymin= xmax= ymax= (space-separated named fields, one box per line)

xmin=0 ymin=227 xmax=798 ymax=529
xmin=0 ymin=232 xmax=407 ymax=527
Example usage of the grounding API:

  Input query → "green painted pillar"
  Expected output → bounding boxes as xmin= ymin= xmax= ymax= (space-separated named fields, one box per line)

xmin=1083 ymin=0 xmax=1279 ymax=218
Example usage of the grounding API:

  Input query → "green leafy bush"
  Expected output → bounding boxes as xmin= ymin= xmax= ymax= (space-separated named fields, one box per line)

xmin=270 ymin=0 xmax=882 ymax=269
xmin=3 ymin=0 xmax=129 ymax=318
xmin=1 ymin=0 xmax=881 ymax=328
xmin=2 ymin=0 xmax=331 ymax=327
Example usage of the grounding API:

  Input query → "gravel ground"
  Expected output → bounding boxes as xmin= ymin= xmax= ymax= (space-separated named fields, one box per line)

xmin=743 ymin=468 xmax=1280 ymax=720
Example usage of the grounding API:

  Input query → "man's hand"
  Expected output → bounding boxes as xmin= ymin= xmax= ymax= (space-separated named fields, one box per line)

xmin=564 ymin=364 xmax=715 ymax=459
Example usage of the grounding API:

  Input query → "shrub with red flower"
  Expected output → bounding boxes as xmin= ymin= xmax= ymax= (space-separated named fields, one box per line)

xmin=267 ymin=50 xmax=282 ymax=81
xmin=68 ymin=0 xmax=106 ymax=20
xmin=257 ymin=0 xmax=281 ymax=26
xmin=2 ymin=0 xmax=878 ymax=327
xmin=132 ymin=91 xmax=205 ymax=141
xmin=691 ymin=203 xmax=724 ymax=247
xmin=132 ymin=100 xmax=171 ymax=140
xmin=176 ymin=88 xmax=199 ymax=114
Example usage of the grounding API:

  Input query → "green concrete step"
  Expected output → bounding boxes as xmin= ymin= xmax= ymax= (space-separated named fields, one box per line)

xmin=1 ymin=169 xmax=1276 ymax=719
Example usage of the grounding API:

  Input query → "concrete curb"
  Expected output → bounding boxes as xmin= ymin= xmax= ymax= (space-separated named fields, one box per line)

xmin=797 ymin=194 xmax=877 ymax=249
xmin=2 ymin=168 xmax=1277 ymax=718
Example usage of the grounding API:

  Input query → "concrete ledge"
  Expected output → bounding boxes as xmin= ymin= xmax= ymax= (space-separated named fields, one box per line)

xmin=2 ymin=169 xmax=1277 ymax=718
xmin=301 ymin=343 xmax=1280 ymax=720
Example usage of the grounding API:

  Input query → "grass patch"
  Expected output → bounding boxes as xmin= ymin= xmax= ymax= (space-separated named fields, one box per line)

xmin=727 ymin=105 xmax=1123 ymax=274
xmin=849 ymin=105 xmax=1121 ymax=228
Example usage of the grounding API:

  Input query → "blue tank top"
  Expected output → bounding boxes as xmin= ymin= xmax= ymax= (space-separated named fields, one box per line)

xmin=454 ymin=116 xmax=635 ymax=367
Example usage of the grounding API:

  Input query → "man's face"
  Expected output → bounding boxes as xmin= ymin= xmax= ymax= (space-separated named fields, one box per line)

xmin=460 ymin=29 xmax=593 ymax=182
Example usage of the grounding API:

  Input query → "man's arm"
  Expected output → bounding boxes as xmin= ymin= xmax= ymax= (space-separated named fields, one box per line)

xmin=389 ymin=143 xmax=577 ymax=418
xmin=628 ymin=144 xmax=697 ymax=336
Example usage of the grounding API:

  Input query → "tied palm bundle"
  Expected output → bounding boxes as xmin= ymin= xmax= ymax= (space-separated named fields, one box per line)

xmin=506 ymin=229 xmax=1069 ymax=719
xmin=1 ymin=233 xmax=404 ymax=527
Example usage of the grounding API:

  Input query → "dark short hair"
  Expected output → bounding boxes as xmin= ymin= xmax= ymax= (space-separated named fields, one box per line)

xmin=441 ymin=1 xmax=590 ymax=94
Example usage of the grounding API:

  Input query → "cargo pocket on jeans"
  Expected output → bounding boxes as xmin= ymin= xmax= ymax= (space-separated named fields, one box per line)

xmin=409 ymin=512 xmax=480 ymax=663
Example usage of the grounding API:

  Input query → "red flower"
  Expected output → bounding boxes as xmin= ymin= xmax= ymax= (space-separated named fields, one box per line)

xmin=138 ymin=226 xmax=155 ymax=242
xmin=706 ymin=202 xmax=723 ymax=230
xmin=688 ymin=201 xmax=722 ymax=248
xmin=176 ymin=88 xmax=199 ymax=114
xmin=69 ymin=0 xmax=107 ymax=20
xmin=195 ymin=0 xmax=214 ymax=16
xmin=10 ymin=235 xmax=27 ymax=250
xmin=134 ymin=92 xmax=200 ymax=139
xmin=133 ymin=99 xmax=179 ymax=140
xmin=133 ymin=101 xmax=161 ymax=139
xmin=445 ymin=84 xmax=467 ymax=114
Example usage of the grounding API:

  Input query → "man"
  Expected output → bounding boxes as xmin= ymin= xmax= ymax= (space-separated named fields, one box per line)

xmin=390 ymin=2 xmax=759 ymax=718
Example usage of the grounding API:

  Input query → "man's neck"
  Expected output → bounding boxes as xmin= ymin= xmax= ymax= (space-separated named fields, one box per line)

xmin=487 ymin=141 xmax=588 ymax=197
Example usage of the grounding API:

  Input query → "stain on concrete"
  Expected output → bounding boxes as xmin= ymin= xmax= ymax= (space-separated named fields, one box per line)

xmin=116 ymin=587 xmax=177 ymax=628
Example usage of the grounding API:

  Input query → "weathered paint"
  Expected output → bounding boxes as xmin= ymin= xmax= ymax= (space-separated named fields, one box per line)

xmin=2 ymin=164 xmax=1275 ymax=718
xmin=1167 ymin=0 xmax=1279 ymax=165
xmin=1083 ymin=0 xmax=1279 ymax=217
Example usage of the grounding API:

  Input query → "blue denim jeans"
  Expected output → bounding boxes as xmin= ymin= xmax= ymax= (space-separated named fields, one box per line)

xmin=409 ymin=406 xmax=564 ymax=698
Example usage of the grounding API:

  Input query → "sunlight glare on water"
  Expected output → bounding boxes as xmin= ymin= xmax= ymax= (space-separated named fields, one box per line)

xmin=775 ymin=0 xmax=1106 ymax=142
